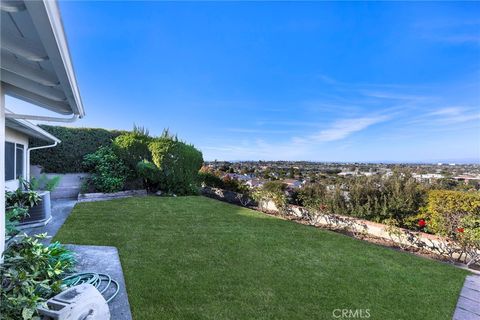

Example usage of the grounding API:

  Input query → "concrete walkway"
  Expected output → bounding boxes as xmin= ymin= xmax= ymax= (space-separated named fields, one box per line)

xmin=23 ymin=199 xmax=76 ymax=244
xmin=21 ymin=200 xmax=133 ymax=319
xmin=453 ymin=275 xmax=480 ymax=320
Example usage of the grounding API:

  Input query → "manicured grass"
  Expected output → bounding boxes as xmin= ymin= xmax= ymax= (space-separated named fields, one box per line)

xmin=55 ymin=196 xmax=467 ymax=320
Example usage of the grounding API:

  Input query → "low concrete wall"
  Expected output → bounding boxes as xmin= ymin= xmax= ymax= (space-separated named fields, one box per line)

xmin=30 ymin=170 xmax=90 ymax=200
xmin=78 ymin=189 xmax=147 ymax=202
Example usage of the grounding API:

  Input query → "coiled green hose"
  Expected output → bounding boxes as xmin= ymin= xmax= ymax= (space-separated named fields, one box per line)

xmin=62 ymin=273 xmax=120 ymax=303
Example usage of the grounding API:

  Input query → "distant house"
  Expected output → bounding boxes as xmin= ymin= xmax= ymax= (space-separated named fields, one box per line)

xmin=412 ymin=173 xmax=444 ymax=182
xmin=246 ymin=179 xmax=264 ymax=188
xmin=282 ymin=179 xmax=304 ymax=189
xmin=454 ymin=175 xmax=480 ymax=184
xmin=5 ymin=118 xmax=60 ymax=191
xmin=338 ymin=171 xmax=358 ymax=177
xmin=224 ymin=173 xmax=251 ymax=181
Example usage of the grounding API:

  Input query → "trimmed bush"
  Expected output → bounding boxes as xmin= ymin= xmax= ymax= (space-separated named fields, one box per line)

xmin=30 ymin=125 xmax=125 ymax=173
xmin=113 ymin=132 xmax=152 ymax=175
xmin=149 ymin=134 xmax=203 ymax=195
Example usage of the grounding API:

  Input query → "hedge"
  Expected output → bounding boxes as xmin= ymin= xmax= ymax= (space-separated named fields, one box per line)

xmin=30 ymin=125 xmax=126 ymax=173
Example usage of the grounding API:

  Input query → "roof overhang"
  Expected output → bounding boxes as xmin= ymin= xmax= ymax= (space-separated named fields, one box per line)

xmin=1 ymin=0 xmax=84 ymax=117
xmin=5 ymin=117 xmax=60 ymax=143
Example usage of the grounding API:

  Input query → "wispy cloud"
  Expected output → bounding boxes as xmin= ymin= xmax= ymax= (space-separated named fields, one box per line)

xmin=427 ymin=107 xmax=480 ymax=124
xmin=311 ymin=116 xmax=390 ymax=142
xmin=429 ymin=107 xmax=464 ymax=116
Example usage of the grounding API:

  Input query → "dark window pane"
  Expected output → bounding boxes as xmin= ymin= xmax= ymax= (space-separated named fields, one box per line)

xmin=5 ymin=142 xmax=15 ymax=181
xmin=16 ymin=144 xmax=24 ymax=179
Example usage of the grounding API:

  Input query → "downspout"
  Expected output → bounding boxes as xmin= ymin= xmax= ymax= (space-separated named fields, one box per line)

xmin=26 ymin=140 xmax=59 ymax=181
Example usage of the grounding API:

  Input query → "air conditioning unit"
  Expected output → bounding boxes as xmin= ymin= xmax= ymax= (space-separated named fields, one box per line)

xmin=37 ymin=284 xmax=110 ymax=320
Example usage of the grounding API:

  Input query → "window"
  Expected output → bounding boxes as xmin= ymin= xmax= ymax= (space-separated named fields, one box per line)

xmin=4 ymin=142 xmax=25 ymax=181
xmin=5 ymin=142 xmax=15 ymax=181
xmin=16 ymin=144 xmax=24 ymax=179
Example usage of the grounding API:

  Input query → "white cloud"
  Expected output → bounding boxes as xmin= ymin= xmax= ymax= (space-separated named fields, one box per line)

xmin=311 ymin=116 xmax=390 ymax=142
xmin=429 ymin=107 xmax=464 ymax=116
xmin=427 ymin=107 xmax=480 ymax=124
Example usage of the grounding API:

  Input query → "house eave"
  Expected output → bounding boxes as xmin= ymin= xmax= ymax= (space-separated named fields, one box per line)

xmin=5 ymin=117 xmax=61 ymax=143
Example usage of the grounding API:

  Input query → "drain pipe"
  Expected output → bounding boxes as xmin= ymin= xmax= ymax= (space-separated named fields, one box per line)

xmin=26 ymin=141 xmax=59 ymax=181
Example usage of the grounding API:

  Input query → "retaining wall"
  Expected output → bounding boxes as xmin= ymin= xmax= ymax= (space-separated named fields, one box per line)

xmin=30 ymin=167 xmax=90 ymax=200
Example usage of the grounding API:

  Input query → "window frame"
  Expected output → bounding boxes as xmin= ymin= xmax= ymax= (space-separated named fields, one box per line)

xmin=5 ymin=141 xmax=26 ymax=182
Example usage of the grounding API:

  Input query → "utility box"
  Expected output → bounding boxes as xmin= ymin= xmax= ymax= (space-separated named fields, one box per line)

xmin=37 ymin=284 xmax=110 ymax=320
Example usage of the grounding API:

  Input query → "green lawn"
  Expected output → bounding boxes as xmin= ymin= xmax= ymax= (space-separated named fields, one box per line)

xmin=54 ymin=196 xmax=467 ymax=320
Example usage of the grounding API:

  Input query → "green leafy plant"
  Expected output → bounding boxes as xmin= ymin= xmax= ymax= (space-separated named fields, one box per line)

xmin=5 ymin=206 xmax=29 ymax=237
xmin=29 ymin=175 xmax=61 ymax=192
xmin=0 ymin=234 xmax=75 ymax=320
xmin=83 ymin=146 xmax=127 ymax=193
xmin=5 ymin=189 xmax=41 ymax=209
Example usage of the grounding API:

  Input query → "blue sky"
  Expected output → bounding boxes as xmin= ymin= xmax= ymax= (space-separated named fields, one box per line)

xmin=9 ymin=1 xmax=480 ymax=162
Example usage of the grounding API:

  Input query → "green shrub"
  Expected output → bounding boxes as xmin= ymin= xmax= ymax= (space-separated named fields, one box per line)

xmin=380 ymin=172 xmax=427 ymax=222
xmin=296 ymin=171 xmax=425 ymax=226
xmin=136 ymin=160 xmax=161 ymax=192
xmin=5 ymin=186 xmax=42 ymax=237
xmin=113 ymin=132 xmax=152 ymax=175
xmin=30 ymin=126 xmax=126 ymax=173
xmin=423 ymin=190 xmax=480 ymax=235
xmin=423 ymin=190 xmax=480 ymax=266
xmin=253 ymin=181 xmax=288 ymax=214
xmin=0 ymin=234 xmax=75 ymax=320
xmin=5 ymin=206 xmax=29 ymax=237
xmin=198 ymin=171 xmax=225 ymax=189
xmin=29 ymin=174 xmax=61 ymax=192
xmin=83 ymin=146 xmax=127 ymax=193
xmin=298 ymin=182 xmax=329 ymax=211
xmin=298 ymin=183 xmax=348 ymax=216
xmin=149 ymin=132 xmax=203 ymax=195
xmin=346 ymin=176 xmax=384 ymax=220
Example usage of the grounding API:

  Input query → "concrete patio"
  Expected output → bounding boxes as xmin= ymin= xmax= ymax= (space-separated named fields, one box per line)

xmin=22 ymin=199 xmax=132 ymax=319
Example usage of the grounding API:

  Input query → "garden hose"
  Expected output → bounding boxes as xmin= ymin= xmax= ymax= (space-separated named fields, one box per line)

xmin=62 ymin=272 xmax=120 ymax=303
